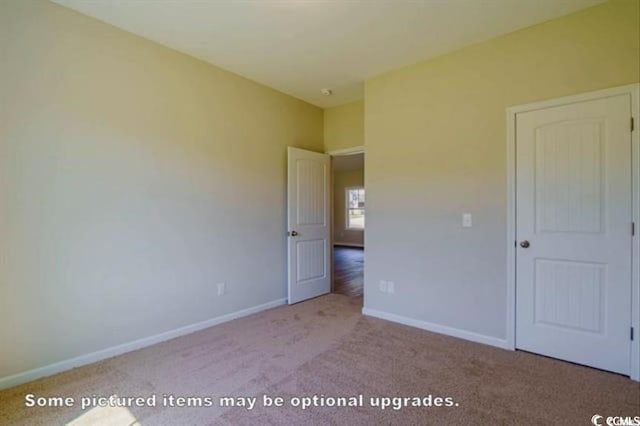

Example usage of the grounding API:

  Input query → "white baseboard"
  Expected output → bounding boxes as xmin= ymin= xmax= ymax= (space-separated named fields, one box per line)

xmin=334 ymin=242 xmax=364 ymax=248
xmin=0 ymin=298 xmax=287 ymax=390
xmin=362 ymin=307 xmax=510 ymax=350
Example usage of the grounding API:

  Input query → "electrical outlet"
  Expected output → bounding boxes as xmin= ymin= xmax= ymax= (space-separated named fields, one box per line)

xmin=462 ymin=213 xmax=472 ymax=228
xmin=217 ymin=282 xmax=225 ymax=296
xmin=387 ymin=281 xmax=395 ymax=294
xmin=379 ymin=280 xmax=388 ymax=293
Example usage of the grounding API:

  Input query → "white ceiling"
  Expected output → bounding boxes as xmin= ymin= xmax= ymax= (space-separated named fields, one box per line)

xmin=333 ymin=153 xmax=364 ymax=172
xmin=53 ymin=0 xmax=604 ymax=108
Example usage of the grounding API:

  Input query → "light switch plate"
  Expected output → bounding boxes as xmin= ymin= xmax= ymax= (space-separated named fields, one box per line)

xmin=462 ymin=213 xmax=472 ymax=228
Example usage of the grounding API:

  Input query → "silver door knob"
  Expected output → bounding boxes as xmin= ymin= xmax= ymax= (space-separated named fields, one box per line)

xmin=520 ymin=240 xmax=530 ymax=248
xmin=289 ymin=230 xmax=298 ymax=237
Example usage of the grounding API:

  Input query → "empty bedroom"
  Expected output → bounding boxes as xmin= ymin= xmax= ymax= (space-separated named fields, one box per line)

xmin=1 ymin=0 xmax=639 ymax=425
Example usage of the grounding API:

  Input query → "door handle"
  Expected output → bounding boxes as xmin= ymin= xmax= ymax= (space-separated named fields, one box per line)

xmin=288 ymin=230 xmax=298 ymax=237
xmin=520 ymin=240 xmax=530 ymax=248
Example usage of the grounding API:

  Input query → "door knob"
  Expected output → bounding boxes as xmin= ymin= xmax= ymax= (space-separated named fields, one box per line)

xmin=289 ymin=230 xmax=298 ymax=237
xmin=520 ymin=240 xmax=530 ymax=248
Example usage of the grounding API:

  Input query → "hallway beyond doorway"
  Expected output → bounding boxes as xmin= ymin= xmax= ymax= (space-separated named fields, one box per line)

xmin=333 ymin=246 xmax=363 ymax=298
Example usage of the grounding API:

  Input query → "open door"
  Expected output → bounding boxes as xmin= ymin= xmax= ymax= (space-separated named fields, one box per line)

xmin=287 ymin=147 xmax=331 ymax=304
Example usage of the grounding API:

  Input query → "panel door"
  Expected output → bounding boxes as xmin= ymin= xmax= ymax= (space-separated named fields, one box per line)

xmin=287 ymin=147 xmax=331 ymax=304
xmin=515 ymin=94 xmax=632 ymax=374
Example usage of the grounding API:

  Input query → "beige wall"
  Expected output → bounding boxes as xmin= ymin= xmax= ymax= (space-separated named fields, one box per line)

xmin=0 ymin=0 xmax=322 ymax=379
xmin=333 ymin=169 xmax=365 ymax=247
xmin=364 ymin=0 xmax=640 ymax=339
xmin=324 ymin=101 xmax=364 ymax=152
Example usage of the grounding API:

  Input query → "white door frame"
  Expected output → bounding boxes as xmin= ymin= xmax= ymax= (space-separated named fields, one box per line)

xmin=506 ymin=83 xmax=640 ymax=380
xmin=327 ymin=146 xmax=365 ymax=157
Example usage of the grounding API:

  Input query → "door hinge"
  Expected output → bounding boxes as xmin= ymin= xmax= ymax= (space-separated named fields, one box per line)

xmin=632 ymin=117 xmax=635 ymax=132
xmin=632 ymin=327 xmax=635 ymax=341
xmin=633 ymin=222 xmax=636 ymax=236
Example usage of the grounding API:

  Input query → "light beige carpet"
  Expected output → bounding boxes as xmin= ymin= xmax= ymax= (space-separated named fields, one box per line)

xmin=0 ymin=294 xmax=638 ymax=425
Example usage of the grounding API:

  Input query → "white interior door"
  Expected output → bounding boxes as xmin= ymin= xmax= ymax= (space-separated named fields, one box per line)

xmin=287 ymin=147 xmax=331 ymax=304
xmin=515 ymin=94 xmax=633 ymax=374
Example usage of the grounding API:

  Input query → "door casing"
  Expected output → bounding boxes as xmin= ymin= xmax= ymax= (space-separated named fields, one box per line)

xmin=505 ymin=83 xmax=640 ymax=381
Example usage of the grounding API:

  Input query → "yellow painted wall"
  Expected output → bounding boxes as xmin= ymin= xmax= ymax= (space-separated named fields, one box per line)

xmin=0 ymin=0 xmax=322 ymax=380
xmin=364 ymin=0 xmax=640 ymax=339
xmin=324 ymin=101 xmax=364 ymax=152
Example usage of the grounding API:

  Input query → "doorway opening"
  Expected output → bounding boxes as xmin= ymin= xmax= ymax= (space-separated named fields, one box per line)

xmin=331 ymin=151 xmax=364 ymax=299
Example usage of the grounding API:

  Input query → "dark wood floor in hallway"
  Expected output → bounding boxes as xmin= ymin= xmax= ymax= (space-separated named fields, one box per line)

xmin=333 ymin=245 xmax=364 ymax=297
